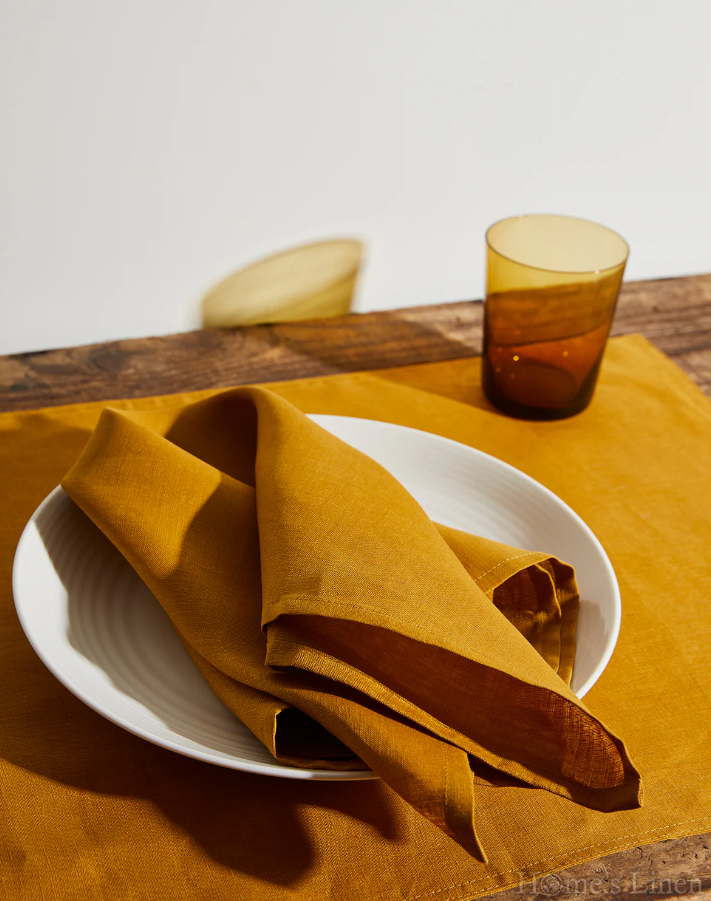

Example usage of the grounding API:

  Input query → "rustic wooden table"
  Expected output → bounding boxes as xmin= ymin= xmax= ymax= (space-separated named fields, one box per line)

xmin=2 ymin=273 xmax=711 ymax=899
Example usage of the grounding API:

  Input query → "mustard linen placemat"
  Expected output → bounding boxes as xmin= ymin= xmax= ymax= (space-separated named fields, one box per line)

xmin=1 ymin=333 xmax=710 ymax=901
xmin=59 ymin=384 xmax=639 ymax=860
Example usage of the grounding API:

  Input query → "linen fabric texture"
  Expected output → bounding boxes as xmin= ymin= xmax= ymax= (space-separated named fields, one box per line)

xmin=1 ymin=335 xmax=710 ymax=901
xmin=59 ymin=386 xmax=639 ymax=860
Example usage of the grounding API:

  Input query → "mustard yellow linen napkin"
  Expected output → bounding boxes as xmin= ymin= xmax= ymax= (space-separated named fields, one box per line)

xmin=61 ymin=385 xmax=640 ymax=859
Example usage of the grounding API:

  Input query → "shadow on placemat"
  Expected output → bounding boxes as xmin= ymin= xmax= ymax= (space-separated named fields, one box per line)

xmin=0 ymin=628 xmax=405 ymax=884
xmin=3 ymin=496 xmax=407 ymax=887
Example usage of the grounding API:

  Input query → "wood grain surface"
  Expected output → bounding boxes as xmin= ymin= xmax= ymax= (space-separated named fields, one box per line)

xmin=1 ymin=273 xmax=710 ymax=412
xmin=2 ymin=273 xmax=711 ymax=900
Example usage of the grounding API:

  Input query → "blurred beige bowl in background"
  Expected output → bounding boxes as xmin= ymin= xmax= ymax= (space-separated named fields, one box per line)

xmin=201 ymin=238 xmax=363 ymax=328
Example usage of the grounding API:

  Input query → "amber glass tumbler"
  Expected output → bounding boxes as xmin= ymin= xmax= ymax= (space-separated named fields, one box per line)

xmin=482 ymin=214 xmax=629 ymax=420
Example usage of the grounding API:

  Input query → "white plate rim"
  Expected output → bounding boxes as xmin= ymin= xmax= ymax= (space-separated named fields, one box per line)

xmin=12 ymin=414 xmax=621 ymax=779
xmin=312 ymin=414 xmax=621 ymax=700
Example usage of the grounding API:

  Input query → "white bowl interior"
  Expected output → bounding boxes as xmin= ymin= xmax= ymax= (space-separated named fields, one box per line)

xmin=12 ymin=415 xmax=620 ymax=779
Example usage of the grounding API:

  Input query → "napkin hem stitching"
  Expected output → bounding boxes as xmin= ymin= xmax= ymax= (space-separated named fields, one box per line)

xmin=474 ymin=552 xmax=542 ymax=583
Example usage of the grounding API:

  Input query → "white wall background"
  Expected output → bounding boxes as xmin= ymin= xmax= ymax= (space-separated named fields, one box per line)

xmin=1 ymin=0 xmax=710 ymax=355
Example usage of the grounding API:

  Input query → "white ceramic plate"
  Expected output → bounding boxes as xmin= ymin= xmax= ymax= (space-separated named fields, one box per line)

xmin=12 ymin=415 xmax=620 ymax=780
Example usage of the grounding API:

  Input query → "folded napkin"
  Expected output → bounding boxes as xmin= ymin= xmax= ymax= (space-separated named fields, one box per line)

xmin=61 ymin=386 xmax=641 ymax=859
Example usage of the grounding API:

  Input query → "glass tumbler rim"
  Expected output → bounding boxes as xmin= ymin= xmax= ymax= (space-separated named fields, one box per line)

xmin=486 ymin=213 xmax=630 ymax=276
